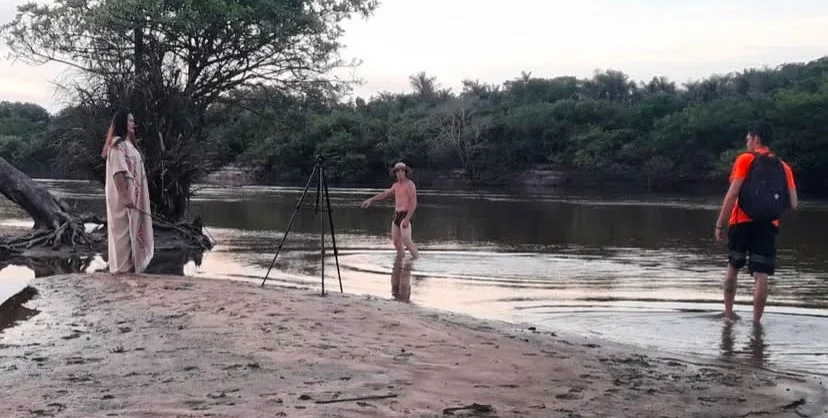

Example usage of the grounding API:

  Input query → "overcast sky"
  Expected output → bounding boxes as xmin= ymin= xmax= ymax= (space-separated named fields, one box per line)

xmin=1 ymin=0 xmax=827 ymax=113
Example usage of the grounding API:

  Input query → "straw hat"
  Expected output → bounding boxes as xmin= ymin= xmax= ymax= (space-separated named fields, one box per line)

xmin=390 ymin=161 xmax=412 ymax=176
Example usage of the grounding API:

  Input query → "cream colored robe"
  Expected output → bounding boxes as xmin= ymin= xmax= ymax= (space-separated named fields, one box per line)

xmin=105 ymin=138 xmax=154 ymax=273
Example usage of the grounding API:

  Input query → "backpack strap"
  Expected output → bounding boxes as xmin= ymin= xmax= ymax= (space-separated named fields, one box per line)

xmin=742 ymin=151 xmax=760 ymax=169
xmin=741 ymin=152 xmax=761 ymax=183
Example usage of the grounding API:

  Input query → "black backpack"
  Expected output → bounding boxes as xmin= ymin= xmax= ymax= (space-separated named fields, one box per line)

xmin=738 ymin=152 xmax=790 ymax=222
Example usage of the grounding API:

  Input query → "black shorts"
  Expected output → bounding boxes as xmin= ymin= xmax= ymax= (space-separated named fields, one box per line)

xmin=727 ymin=221 xmax=778 ymax=275
xmin=393 ymin=211 xmax=408 ymax=227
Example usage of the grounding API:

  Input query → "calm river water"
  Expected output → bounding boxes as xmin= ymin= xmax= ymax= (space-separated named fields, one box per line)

xmin=2 ymin=179 xmax=827 ymax=376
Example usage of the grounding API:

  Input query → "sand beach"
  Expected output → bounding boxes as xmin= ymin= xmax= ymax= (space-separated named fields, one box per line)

xmin=0 ymin=273 xmax=825 ymax=417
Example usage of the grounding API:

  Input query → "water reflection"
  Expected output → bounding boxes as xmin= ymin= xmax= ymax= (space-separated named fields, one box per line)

xmin=0 ymin=250 xmax=204 ymax=279
xmin=720 ymin=321 xmax=735 ymax=359
xmin=391 ymin=256 xmax=412 ymax=303
xmin=0 ymin=255 xmax=101 ymax=278
xmin=748 ymin=323 xmax=768 ymax=368
xmin=144 ymin=249 xmax=204 ymax=276
xmin=719 ymin=320 xmax=768 ymax=368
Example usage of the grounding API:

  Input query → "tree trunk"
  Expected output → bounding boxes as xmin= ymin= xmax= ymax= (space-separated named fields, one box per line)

xmin=0 ymin=155 xmax=73 ymax=230
xmin=0 ymin=156 xmax=101 ymax=251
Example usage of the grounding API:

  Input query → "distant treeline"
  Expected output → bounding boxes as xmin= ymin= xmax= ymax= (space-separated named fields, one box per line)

xmin=3 ymin=57 xmax=828 ymax=194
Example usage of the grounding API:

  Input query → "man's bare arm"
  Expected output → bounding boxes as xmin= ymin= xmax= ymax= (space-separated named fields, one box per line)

xmin=362 ymin=185 xmax=394 ymax=207
xmin=783 ymin=163 xmax=799 ymax=211
xmin=113 ymin=172 xmax=134 ymax=207
xmin=404 ymin=182 xmax=417 ymax=221
xmin=789 ymin=186 xmax=799 ymax=210
xmin=369 ymin=188 xmax=393 ymax=203
xmin=715 ymin=179 xmax=743 ymax=228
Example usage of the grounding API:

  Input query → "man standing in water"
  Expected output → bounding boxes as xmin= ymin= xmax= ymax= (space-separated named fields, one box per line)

xmin=361 ymin=162 xmax=419 ymax=258
xmin=715 ymin=121 xmax=798 ymax=323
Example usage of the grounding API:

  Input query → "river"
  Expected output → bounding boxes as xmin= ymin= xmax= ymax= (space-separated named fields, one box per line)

xmin=2 ymin=179 xmax=828 ymax=377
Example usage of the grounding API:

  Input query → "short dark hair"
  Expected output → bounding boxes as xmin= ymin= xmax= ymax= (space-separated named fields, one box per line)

xmin=111 ymin=109 xmax=130 ymax=139
xmin=748 ymin=120 xmax=774 ymax=146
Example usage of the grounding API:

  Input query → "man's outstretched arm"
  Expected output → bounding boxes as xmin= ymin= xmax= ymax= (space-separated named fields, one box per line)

xmin=361 ymin=186 xmax=393 ymax=208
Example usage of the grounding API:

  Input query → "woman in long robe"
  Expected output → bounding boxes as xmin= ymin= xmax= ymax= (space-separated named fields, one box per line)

xmin=101 ymin=110 xmax=154 ymax=273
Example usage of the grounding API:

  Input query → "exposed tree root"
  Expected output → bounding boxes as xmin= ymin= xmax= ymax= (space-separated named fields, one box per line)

xmin=1 ymin=219 xmax=103 ymax=252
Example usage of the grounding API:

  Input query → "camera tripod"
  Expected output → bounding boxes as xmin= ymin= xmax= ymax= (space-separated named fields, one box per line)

xmin=261 ymin=155 xmax=343 ymax=295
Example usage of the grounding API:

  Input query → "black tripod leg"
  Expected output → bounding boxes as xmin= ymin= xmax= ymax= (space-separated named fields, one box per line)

xmin=261 ymin=165 xmax=318 ymax=287
xmin=323 ymin=171 xmax=344 ymax=293
xmin=318 ymin=165 xmax=326 ymax=295
xmin=315 ymin=166 xmax=322 ymax=214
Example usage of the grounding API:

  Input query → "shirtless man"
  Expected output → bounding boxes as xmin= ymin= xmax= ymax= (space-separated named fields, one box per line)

xmin=360 ymin=162 xmax=419 ymax=258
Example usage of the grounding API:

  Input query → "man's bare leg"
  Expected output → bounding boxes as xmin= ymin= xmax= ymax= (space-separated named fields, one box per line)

xmin=753 ymin=273 xmax=769 ymax=323
xmin=400 ymin=224 xmax=418 ymax=258
xmin=391 ymin=223 xmax=405 ymax=258
xmin=723 ymin=264 xmax=738 ymax=320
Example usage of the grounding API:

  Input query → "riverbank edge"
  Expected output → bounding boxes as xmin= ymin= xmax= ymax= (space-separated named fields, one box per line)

xmin=43 ymin=166 xmax=733 ymax=197
xmin=1 ymin=273 xmax=827 ymax=417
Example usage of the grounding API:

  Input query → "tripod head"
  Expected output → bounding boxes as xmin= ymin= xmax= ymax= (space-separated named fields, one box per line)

xmin=314 ymin=154 xmax=325 ymax=166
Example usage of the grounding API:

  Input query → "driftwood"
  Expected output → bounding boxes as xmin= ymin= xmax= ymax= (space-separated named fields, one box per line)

xmin=0 ymin=156 xmax=101 ymax=250
xmin=0 ymin=156 xmax=213 ymax=263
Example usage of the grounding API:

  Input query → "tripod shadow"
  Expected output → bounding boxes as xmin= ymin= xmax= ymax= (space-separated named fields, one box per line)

xmin=391 ymin=255 xmax=413 ymax=303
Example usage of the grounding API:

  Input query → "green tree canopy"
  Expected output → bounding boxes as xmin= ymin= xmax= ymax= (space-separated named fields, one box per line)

xmin=2 ymin=0 xmax=377 ymax=219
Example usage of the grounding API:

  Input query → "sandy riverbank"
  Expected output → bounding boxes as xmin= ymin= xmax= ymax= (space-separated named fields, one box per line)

xmin=1 ymin=274 xmax=826 ymax=418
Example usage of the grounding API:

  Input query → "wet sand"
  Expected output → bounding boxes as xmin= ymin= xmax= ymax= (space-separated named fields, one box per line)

xmin=1 ymin=274 xmax=826 ymax=418
xmin=0 ymin=224 xmax=29 ymax=236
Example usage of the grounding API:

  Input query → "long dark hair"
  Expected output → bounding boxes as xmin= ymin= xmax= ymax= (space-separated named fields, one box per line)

xmin=111 ymin=109 xmax=129 ymax=143
xmin=101 ymin=109 xmax=133 ymax=158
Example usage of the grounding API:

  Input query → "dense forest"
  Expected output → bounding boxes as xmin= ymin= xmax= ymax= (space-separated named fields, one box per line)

xmin=2 ymin=57 xmax=827 ymax=195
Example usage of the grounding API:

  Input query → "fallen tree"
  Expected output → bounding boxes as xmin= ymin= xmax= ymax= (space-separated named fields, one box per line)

xmin=0 ymin=155 xmax=102 ymax=251
xmin=0 ymin=155 xmax=213 ymax=262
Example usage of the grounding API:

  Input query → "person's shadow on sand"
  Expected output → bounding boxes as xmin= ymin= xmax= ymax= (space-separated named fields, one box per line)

xmin=391 ymin=256 xmax=413 ymax=303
